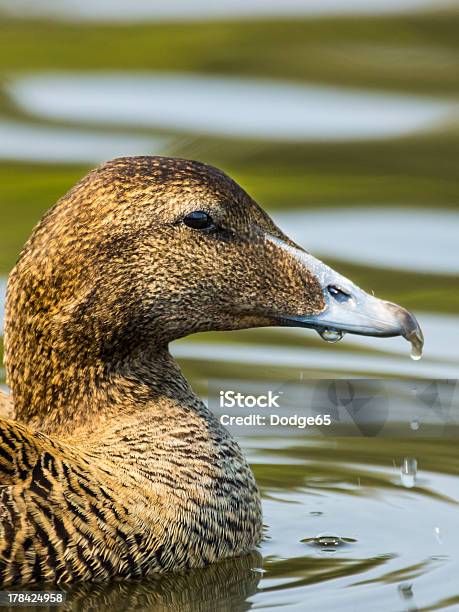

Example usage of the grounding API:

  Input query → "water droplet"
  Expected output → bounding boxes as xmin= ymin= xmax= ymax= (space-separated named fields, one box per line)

xmin=302 ymin=532 xmax=356 ymax=549
xmin=317 ymin=328 xmax=344 ymax=343
xmin=410 ymin=418 xmax=420 ymax=431
xmin=250 ymin=567 xmax=266 ymax=575
xmin=404 ymin=327 xmax=423 ymax=360
xmin=434 ymin=526 xmax=442 ymax=544
xmin=398 ymin=583 xmax=414 ymax=599
xmin=401 ymin=458 xmax=417 ymax=488
xmin=316 ymin=533 xmax=342 ymax=546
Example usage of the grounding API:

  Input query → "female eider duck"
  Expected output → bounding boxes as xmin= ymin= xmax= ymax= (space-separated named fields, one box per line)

xmin=0 ymin=156 xmax=423 ymax=586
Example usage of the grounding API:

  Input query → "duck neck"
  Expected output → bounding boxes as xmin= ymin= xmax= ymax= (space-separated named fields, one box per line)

xmin=8 ymin=338 xmax=196 ymax=436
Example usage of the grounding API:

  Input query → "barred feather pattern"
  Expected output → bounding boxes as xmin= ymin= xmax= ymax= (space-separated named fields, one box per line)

xmin=0 ymin=396 xmax=262 ymax=586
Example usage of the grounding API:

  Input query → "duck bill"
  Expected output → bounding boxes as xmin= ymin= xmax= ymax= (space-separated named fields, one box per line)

xmin=269 ymin=236 xmax=424 ymax=358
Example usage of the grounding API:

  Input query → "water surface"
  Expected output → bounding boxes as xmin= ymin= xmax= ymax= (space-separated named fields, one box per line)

xmin=9 ymin=74 xmax=456 ymax=142
xmin=0 ymin=121 xmax=167 ymax=164
xmin=0 ymin=0 xmax=455 ymax=22
xmin=275 ymin=208 xmax=459 ymax=275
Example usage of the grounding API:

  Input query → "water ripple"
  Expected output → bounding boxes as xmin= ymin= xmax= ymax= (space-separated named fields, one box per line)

xmin=274 ymin=208 xmax=459 ymax=275
xmin=8 ymin=73 xmax=457 ymax=142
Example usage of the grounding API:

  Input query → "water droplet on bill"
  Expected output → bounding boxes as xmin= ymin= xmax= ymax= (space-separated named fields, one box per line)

xmin=318 ymin=328 xmax=344 ymax=343
xmin=404 ymin=327 xmax=423 ymax=360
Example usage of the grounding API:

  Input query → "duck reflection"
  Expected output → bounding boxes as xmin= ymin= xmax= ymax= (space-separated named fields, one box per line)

xmin=63 ymin=551 xmax=262 ymax=612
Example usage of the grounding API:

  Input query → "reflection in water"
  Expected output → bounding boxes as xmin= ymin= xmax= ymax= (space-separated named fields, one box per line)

xmin=173 ymin=340 xmax=459 ymax=379
xmin=4 ymin=553 xmax=262 ymax=612
xmin=9 ymin=74 xmax=456 ymax=141
xmin=66 ymin=553 xmax=262 ymax=612
xmin=262 ymin=554 xmax=393 ymax=592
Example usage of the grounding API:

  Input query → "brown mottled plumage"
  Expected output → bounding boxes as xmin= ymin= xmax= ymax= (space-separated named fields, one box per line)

xmin=0 ymin=156 xmax=325 ymax=586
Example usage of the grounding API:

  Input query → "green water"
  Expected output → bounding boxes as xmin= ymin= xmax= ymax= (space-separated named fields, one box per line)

xmin=0 ymin=2 xmax=458 ymax=610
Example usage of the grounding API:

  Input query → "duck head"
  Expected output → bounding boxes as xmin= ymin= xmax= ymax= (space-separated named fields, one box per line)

xmin=5 ymin=156 xmax=422 ymax=426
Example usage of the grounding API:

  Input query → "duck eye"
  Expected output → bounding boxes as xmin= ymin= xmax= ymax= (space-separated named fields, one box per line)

xmin=183 ymin=210 xmax=214 ymax=230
